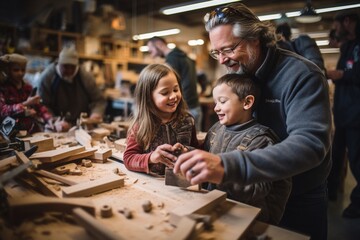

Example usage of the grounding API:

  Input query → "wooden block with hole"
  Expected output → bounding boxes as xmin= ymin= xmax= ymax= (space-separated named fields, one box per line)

xmin=169 ymin=189 xmax=227 ymax=226
xmin=21 ymin=136 xmax=55 ymax=152
xmin=62 ymin=174 xmax=124 ymax=197
xmin=29 ymin=146 xmax=85 ymax=163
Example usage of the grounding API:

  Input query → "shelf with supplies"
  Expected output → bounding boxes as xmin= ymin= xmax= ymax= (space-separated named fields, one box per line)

xmin=21 ymin=27 xmax=152 ymax=87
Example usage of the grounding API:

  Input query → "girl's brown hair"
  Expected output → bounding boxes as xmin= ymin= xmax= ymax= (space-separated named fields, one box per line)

xmin=129 ymin=63 xmax=189 ymax=150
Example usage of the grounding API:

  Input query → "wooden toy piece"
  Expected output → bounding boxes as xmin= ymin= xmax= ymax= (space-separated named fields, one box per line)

xmin=62 ymin=174 xmax=124 ymax=197
xmin=100 ymin=204 xmax=113 ymax=218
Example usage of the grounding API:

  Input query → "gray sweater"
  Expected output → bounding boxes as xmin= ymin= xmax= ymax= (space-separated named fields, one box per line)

xmin=220 ymin=46 xmax=332 ymax=196
xmin=205 ymin=119 xmax=291 ymax=224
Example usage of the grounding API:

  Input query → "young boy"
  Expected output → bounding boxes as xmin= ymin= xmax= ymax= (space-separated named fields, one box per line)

xmin=204 ymin=73 xmax=291 ymax=224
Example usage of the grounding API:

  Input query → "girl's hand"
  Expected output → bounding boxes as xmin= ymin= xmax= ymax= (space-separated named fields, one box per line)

xmin=24 ymin=108 xmax=37 ymax=117
xmin=171 ymin=143 xmax=188 ymax=156
xmin=23 ymin=96 xmax=41 ymax=106
xmin=150 ymin=144 xmax=177 ymax=168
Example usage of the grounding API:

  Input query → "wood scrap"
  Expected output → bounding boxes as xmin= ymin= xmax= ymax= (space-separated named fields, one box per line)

xmin=29 ymin=146 xmax=85 ymax=163
xmin=114 ymin=138 xmax=127 ymax=152
xmin=34 ymin=169 xmax=77 ymax=186
xmin=72 ymin=207 xmax=123 ymax=240
xmin=48 ymin=148 xmax=97 ymax=166
xmin=8 ymin=195 xmax=95 ymax=224
xmin=0 ymin=155 xmax=17 ymax=171
xmin=21 ymin=136 xmax=55 ymax=153
xmin=53 ymin=163 xmax=77 ymax=174
xmin=75 ymin=128 xmax=92 ymax=148
xmin=169 ymin=190 xmax=227 ymax=226
xmin=167 ymin=216 xmax=197 ymax=240
xmin=90 ymin=148 xmax=112 ymax=163
xmin=91 ymin=127 xmax=111 ymax=140
xmin=100 ymin=204 xmax=113 ymax=218
xmin=62 ymin=174 xmax=124 ymax=197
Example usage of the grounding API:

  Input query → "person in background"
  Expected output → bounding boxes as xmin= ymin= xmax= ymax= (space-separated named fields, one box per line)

xmin=147 ymin=37 xmax=203 ymax=131
xmin=204 ymin=73 xmax=291 ymax=224
xmin=38 ymin=45 xmax=106 ymax=131
xmin=123 ymin=63 xmax=198 ymax=176
xmin=174 ymin=3 xmax=332 ymax=240
xmin=326 ymin=11 xmax=360 ymax=218
xmin=0 ymin=53 xmax=52 ymax=134
xmin=276 ymin=22 xmax=326 ymax=73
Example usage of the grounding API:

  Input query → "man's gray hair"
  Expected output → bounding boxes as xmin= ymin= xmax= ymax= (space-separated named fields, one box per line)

xmin=205 ymin=3 xmax=276 ymax=47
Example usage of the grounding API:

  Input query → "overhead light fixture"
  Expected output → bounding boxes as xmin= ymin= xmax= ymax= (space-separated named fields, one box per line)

xmin=258 ymin=13 xmax=282 ymax=21
xmin=132 ymin=28 xmax=180 ymax=41
xmin=295 ymin=0 xmax=321 ymax=23
xmin=161 ymin=0 xmax=241 ymax=15
xmin=286 ymin=3 xmax=360 ymax=19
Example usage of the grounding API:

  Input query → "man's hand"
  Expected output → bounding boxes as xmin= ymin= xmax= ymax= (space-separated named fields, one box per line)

xmin=173 ymin=149 xmax=224 ymax=185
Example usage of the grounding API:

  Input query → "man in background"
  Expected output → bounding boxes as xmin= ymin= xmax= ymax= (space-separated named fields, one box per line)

xmin=147 ymin=37 xmax=202 ymax=131
xmin=326 ymin=11 xmax=360 ymax=218
xmin=38 ymin=45 xmax=106 ymax=131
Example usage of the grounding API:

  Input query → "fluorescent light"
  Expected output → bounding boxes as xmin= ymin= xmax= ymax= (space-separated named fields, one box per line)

xmin=258 ymin=13 xmax=282 ymax=21
xmin=188 ymin=39 xmax=205 ymax=46
xmin=133 ymin=28 xmax=180 ymax=41
xmin=167 ymin=43 xmax=176 ymax=49
xmin=139 ymin=46 xmax=149 ymax=52
xmin=316 ymin=40 xmax=329 ymax=46
xmin=320 ymin=48 xmax=340 ymax=54
xmin=161 ymin=0 xmax=241 ymax=15
xmin=286 ymin=3 xmax=360 ymax=18
xmin=316 ymin=3 xmax=360 ymax=14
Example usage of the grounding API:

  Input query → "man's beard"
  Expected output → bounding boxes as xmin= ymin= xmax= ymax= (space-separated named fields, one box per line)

xmin=226 ymin=47 xmax=257 ymax=75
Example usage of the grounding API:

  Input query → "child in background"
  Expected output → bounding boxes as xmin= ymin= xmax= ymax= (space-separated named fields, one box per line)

xmin=204 ymin=74 xmax=291 ymax=224
xmin=123 ymin=64 xmax=199 ymax=176
xmin=0 ymin=53 xmax=52 ymax=134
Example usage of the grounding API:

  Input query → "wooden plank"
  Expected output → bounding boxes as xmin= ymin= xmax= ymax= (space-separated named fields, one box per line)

xmin=169 ymin=190 xmax=227 ymax=226
xmin=29 ymin=146 xmax=85 ymax=163
xmin=34 ymin=169 xmax=77 ymax=186
xmin=62 ymin=175 xmax=124 ymax=197
xmin=8 ymin=195 xmax=95 ymax=224
xmin=0 ymin=155 xmax=17 ymax=171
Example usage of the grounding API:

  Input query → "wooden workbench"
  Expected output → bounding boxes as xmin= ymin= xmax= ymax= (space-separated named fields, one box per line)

xmin=1 ymin=131 xmax=309 ymax=240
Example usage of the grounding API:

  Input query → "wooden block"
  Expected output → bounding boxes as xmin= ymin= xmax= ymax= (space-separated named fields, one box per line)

xmin=75 ymin=128 xmax=92 ymax=148
xmin=21 ymin=136 xmax=55 ymax=153
xmin=90 ymin=148 xmax=112 ymax=163
xmin=91 ymin=127 xmax=111 ymax=140
xmin=62 ymin=174 xmax=124 ymax=197
xmin=114 ymin=138 xmax=127 ymax=152
xmin=8 ymin=195 xmax=95 ymax=224
xmin=169 ymin=190 xmax=227 ymax=226
xmin=54 ymin=148 xmax=98 ymax=165
xmin=165 ymin=168 xmax=193 ymax=188
xmin=29 ymin=146 xmax=85 ymax=163
xmin=0 ymin=155 xmax=17 ymax=171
